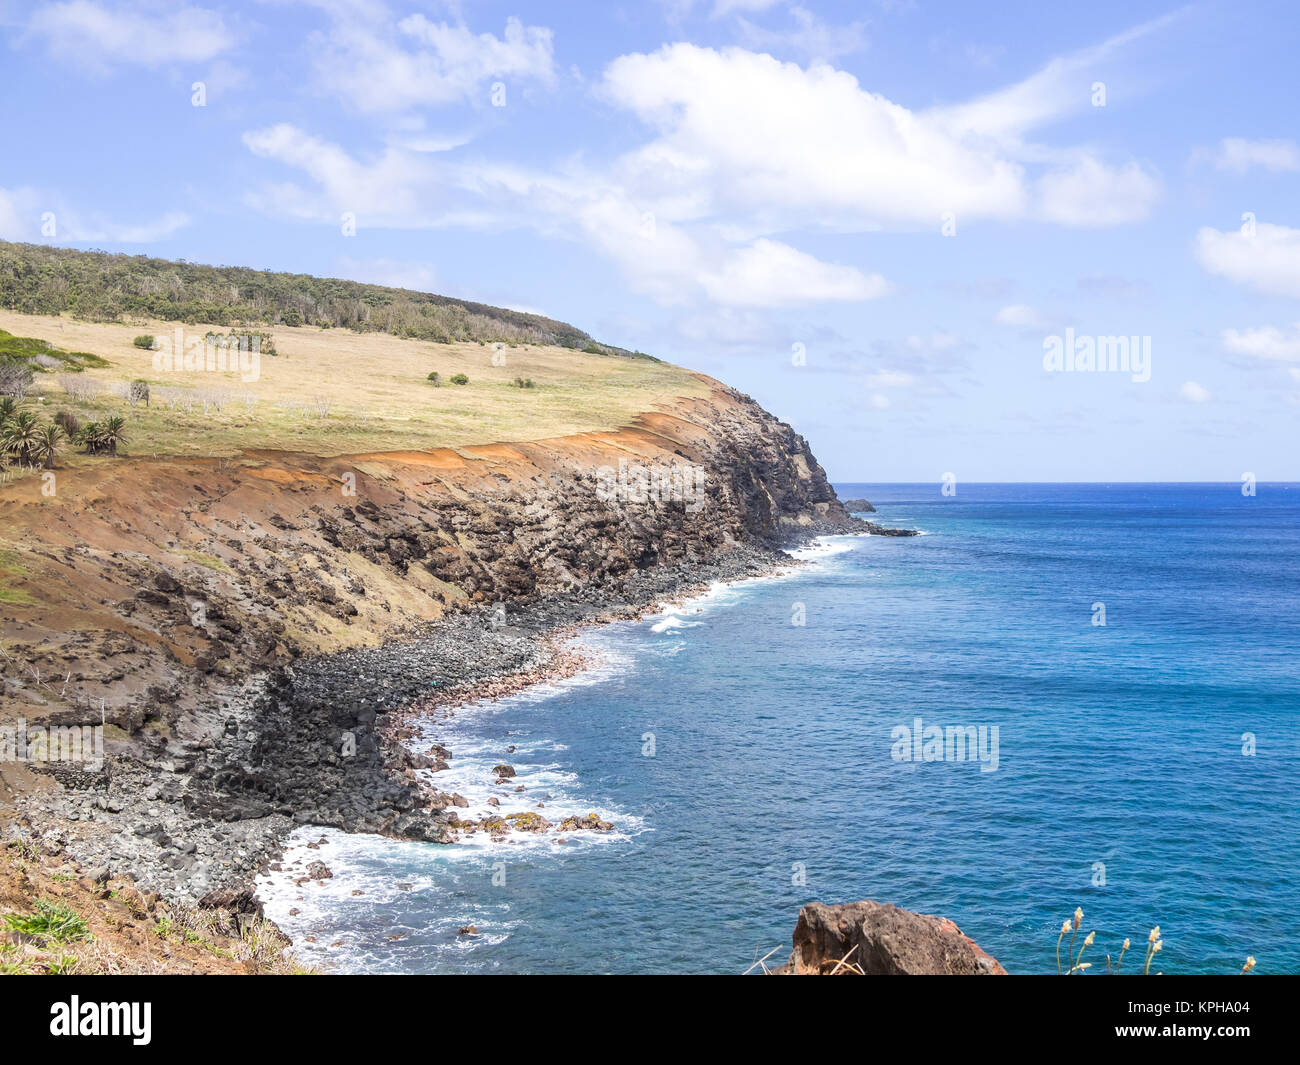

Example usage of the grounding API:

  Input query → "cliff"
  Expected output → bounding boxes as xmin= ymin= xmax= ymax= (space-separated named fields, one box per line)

xmin=1 ymin=375 xmax=908 ymax=902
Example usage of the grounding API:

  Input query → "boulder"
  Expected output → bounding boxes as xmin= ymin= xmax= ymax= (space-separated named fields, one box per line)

xmin=556 ymin=813 xmax=613 ymax=832
xmin=788 ymin=900 xmax=1005 ymax=975
xmin=198 ymin=886 xmax=263 ymax=916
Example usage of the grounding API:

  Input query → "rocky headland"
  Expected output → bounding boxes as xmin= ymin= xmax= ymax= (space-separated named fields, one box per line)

xmin=1 ymin=377 xmax=916 ymax=916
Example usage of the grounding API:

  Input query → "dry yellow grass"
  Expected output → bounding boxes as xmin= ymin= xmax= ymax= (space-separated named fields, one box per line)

xmin=0 ymin=310 xmax=708 ymax=459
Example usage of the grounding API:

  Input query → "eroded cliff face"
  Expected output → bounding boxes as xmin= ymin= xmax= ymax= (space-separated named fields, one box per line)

xmin=1 ymin=378 xmax=862 ymax=827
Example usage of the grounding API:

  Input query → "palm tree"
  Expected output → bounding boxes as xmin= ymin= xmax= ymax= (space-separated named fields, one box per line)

xmin=0 ymin=396 xmax=18 ymax=429
xmin=99 ymin=415 xmax=127 ymax=457
xmin=31 ymin=423 xmax=65 ymax=469
xmin=76 ymin=422 xmax=104 ymax=454
xmin=1 ymin=411 xmax=42 ymax=467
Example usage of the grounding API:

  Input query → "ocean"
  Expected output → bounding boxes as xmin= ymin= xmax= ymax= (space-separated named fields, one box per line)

xmin=257 ymin=483 xmax=1300 ymax=975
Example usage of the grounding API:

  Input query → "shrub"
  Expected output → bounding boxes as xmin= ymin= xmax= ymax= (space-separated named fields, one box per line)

xmin=128 ymin=379 xmax=150 ymax=408
xmin=449 ymin=373 xmax=468 ymax=386
xmin=53 ymin=410 xmax=81 ymax=438
xmin=0 ymin=357 xmax=33 ymax=399
xmin=133 ymin=335 xmax=155 ymax=349
xmin=58 ymin=374 xmax=100 ymax=402
xmin=427 ymin=371 xmax=441 ymax=386
xmin=513 ymin=377 xmax=535 ymax=388
xmin=204 ymin=330 xmax=277 ymax=357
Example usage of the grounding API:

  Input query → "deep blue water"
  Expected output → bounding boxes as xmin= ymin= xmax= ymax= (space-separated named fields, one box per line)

xmin=260 ymin=483 xmax=1300 ymax=975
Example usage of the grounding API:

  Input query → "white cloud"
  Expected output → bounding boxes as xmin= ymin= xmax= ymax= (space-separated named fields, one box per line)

xmin=868 ymin=393 xmax=892 ymax=410
xmin=0 ymin=185 xmax=188 ymax=243
xmin=1037 ymin=158 xmax=1160 ymax=227
xmin=242 ymin=19 xmax=1173 ymax=309
xmin=1221 ymin=323 xmax=1300 ymax=363
xmin=599 ymin=31 xmax=1163 ymax=234
xmin=713 ymin=0 xmax=783 ymax=15
xmin=733 ymin=5 xmax=869 ymax=61
xmin=335 ymin=256 xmax=439 ymax=293
xmin=700 ymin=239 xmax=889 ymax=306
xmin=906 ymin=331 xmax=961 ymax=351
xmin=1196 ymin=222 xmax=1300 ymax=299
xmin=600 ymin=44 xmax=1028 ymax=230
xmin=1211 ymin=138 xmax=1300 ymax=175
xmin=241 ymin=125 xmax=892 ymax=307
xmin=931 ymin=13 xmax=1177 ymax=145
xmin=0 ymin=187 xmax=41 ymax=241
xmin=242 ymin=124 xmax=440 ymax=221
xmin=78 ymin=211 xmax=190 ymax=243
xmin=995 ymin=304 xmax=1042 ymax=327
xmin=25 ymin=1 xmax=235 ymax=71
xmin=864 ymin=370 xmax=914 ymax=388
xmin=306 ymin=8 xmax=556 ymax=113
xmin=1179 ymin=380 xmax=1211 ymax=403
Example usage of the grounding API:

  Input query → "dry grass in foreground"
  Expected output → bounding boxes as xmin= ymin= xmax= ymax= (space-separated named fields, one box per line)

xmin=0 ymin=837 xmax=314 ymax=975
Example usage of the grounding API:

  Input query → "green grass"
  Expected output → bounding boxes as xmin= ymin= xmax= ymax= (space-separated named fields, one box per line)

xmin=0 ymin=328 xmax=107 ymax=370
xmin=0 ymin=548 xmax=32 ymax=604
xmin=2 ymin=900 xmax=92 ymax=944
xmin=178 ymin=550 xmax=230 ymax=572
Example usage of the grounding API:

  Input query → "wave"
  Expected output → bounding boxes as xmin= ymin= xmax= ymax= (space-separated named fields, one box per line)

xmin=258 ymin=535 xmax=871 ymax=970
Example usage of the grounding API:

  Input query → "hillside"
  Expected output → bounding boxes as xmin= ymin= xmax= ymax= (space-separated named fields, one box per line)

xmin=0 ymin=249 xmax=886 ymax=941
xmin=0 ymin=309 xmax=708 ymax=458
xmin=0 ymin=241 xmax=636 ymax=351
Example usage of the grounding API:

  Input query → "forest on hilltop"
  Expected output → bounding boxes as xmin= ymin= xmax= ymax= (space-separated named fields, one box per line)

xmin=0 ymin=241 xmax=609 ymax=350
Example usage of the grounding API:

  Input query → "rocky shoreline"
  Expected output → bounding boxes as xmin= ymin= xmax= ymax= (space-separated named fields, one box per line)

xmin=3 ymin=376 xmax=920 ymax=961
xmin=6 ymin=523 xmax=884 ymax=910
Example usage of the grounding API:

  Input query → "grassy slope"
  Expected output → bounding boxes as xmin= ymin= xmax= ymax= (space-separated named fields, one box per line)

xmin=0 ymin=310 xmax=709 ymax=460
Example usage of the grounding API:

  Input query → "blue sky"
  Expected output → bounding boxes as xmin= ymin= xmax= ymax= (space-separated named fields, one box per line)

xmin=2 ymin=0 xmax=1298 ymax=481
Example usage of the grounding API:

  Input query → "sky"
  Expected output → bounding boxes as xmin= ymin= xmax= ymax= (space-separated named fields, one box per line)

xmin=1 ymin=0 xmax=1298 ymax=481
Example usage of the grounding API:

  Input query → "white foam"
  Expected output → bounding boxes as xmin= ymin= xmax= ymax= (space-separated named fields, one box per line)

xmin=398 ymin=634 xmax=647 ymax=841
xmin=255 ymin=826 xmax=529 ymax=972
xmin=257 ymin=535 xmax=871 ymax=969
xmin=787 ymin=534 xmax=860 ymax=561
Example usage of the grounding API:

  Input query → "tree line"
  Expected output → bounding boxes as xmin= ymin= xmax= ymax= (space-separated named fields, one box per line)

xmin=0 ymin=241 xmax=600 ymax=348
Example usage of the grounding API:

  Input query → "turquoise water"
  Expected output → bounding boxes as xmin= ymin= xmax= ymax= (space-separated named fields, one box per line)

xmin=260 ymin=483 xmax=1300 ymax=975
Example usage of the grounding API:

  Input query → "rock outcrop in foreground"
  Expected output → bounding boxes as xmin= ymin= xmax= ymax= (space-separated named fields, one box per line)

xmin=787 ymin=901 xmax=1006 ymax=975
